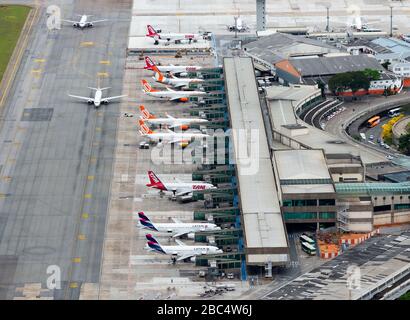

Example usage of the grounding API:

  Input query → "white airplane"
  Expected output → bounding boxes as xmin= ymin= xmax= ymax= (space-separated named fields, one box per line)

xmin=62 ymin=15 xmax=108 ymax=29
xmin=146 ymin=170 xmax=216 ymax=197
xmin=141 ymin=79 xmax=207 ymax=102
xmin=68 ymin=86 xmax=127 ymax=108
xmin=145 ymin=234 xmax=223 ymax=263
xmin=139 ymin=105 xmax=208 ymax=129
xmin=153 ymin=69 xmax=204 ymax=89
xmin=139 ymin=120 xmax=209 ymax=147
xmin=146 ymin=24 xmax=203 ymax=44
xmin=137 ymin=212 xmax=220 ymax=238
xmin=144 ymin=56 xmax=203 ymax=75
xmin=227 ymin=16 xmax=249 ymax=33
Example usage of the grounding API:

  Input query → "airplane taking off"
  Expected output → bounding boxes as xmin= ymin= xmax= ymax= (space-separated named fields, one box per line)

xmin=137 ymin=212 xmax=220 ymax=238
xmin=144 ymin=56 xmax=203 ymax=75
xmin=139 ymin=105 xmax=208 ymax=129
xmin=141 ymin=79 xmax=207 ymax=102
xmin=139 ymin=120 xmax=209 ymax=147
xmin=146 ymin=24 xmax=203 ymax=44
xmin=153 ymin=68 xmax=204 ymax=89
xmin=146 ymin=170 xmax=216 ymax=197
xmin=68 ymin=86 xmax=127 ymax=108
xmin=144 ymin=234 xmax=223 ymax=263
xmin=62 ymin=15 xmax=108 ymax=29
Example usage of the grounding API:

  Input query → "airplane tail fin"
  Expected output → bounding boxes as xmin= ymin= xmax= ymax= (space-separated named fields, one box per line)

xmin=154 ymin=70 xmax=165 ymax=83
xmin=138 ymin=119 xmax=154 ymax=134
xmin=146 ymin=25 xmax=159 ymax=38
xmin=138 ymin=212 xmax=158 ymax=231
xmin=144 ymin=56 xmax=157 ymax=71
xmin=99 ymin=87 xmax=111 ymax=91
xmin=146 ymin=170 xmax=166 ymax=190
xmin=138 ymin=211 xmax=150 ymax=221
xmin=141 ymin=79 xmax=156 ymax=93
xmin=87 ymin=87 xmax=99 ymax=91
xmin=139 ymin=105 xmax=156 ymax=120
xmin=146 ymin=234 xmax=166 ymax=253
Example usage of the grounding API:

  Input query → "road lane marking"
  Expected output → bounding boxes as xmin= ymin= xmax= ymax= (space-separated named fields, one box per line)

xmin=80 ymin=41 xmax=94 ymax=47
xmin=72 ymin=257 xmax=81 ymax=263
xmin=84 ymin=194 xmax=92 ymax=199
xmin=82 ymin=213 xmax=89 ymax=219
xmin=77 ymin=234 xmax=86 ymax=240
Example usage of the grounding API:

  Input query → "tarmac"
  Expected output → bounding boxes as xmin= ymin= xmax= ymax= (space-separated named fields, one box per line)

xmin=0 ymin=0 xmax=132 ymax=299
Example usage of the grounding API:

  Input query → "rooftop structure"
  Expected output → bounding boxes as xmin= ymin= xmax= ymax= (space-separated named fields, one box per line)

xmin=224 ymin=57 xmax=289 ymax=266
xmin=243 ymin=32 xmax=341 ymax=69
xmin=264 ymin=85 xmax=386 ymax=165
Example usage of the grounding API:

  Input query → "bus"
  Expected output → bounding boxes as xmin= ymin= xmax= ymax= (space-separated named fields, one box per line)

xmin=367 ymin=115 xmax=381 ymax=128
xmin=388 ymin=107 xmax=401 ymax=118
xmin=301 ymin=242 xmax=316 ymax=256
xmin=299 ymin=234 xmax=315 ymax=245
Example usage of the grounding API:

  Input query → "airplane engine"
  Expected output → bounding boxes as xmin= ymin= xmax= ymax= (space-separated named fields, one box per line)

xmin=103 ymin=99 xmax=109 ymax=104
xmin=190 ymin=256 xmax=196 ymax=262
xmin=87 ymin=100 xmax=93 ymax=104
xmin=180 ymin=125 xmax=189 ymax=131
xmin=187 ymin=233 xmax=195 ymax=240
xmin=73 ymin=23 xmax=78 ymax=27
xmin=89 ymin=23 xmax=93 ymax=27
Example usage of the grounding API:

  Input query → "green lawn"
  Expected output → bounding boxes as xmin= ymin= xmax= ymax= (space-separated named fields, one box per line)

xmin=0 ymin=5 xmax=31 ymax=82
xmin=399 ymin=291 xmax=410 ymax=300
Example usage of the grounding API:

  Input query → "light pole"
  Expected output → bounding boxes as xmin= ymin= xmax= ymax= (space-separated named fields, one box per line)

xmin=326 ymin=5 xmax=330 ymax=32
xmin=390 ymin=5 xmax=393 ymax=37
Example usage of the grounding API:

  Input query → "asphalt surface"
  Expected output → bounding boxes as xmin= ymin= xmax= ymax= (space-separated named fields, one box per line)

xmin=0 ymin=0 xmax=131 ymax=299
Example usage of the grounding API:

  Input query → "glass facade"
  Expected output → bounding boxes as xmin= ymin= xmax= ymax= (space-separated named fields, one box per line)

xmin=283 ymin=199 xmax=317 ymax=207
xmin=394 ymin=203 xmax=410 ymax=210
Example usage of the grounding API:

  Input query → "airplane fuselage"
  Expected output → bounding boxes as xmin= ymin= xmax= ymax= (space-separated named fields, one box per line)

xmin=146 ymin=118 xmax=208 ymax=127
xmin=141 ymin=131 xmax=209 ymax=143
xmin=145 ymin=90 xmax=206 ymax=100
xmin=140 ymin=222 xmax=219 ymax=234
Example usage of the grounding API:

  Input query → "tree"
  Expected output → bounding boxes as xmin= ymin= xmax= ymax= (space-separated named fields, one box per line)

xmin=363 ymin=68 xmax=381 ymax=81
xmin=398 ymin=133 xmax=410 ymax=155
xmin=328 ymin=71 xmax=371 ymax=96
xmin=381 ymin=61 xmax=391 ymax=70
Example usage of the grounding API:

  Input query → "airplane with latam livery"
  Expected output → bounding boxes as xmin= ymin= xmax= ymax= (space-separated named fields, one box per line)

xmin=146 ymin=170 xmax=216 ymax=197
xmin=68 ymin=85 xmax=127 ymax=108
xmin=139 ymin=120 xmax=209 ymax=147
xmin=153 ymin=68 xmax=204 ymax=89
xmin=62 ymin=15 xmax=108 ymax=29
xmin=137 ymin=211 xmax=220 ymax=238
xmin=141 ymin=79 xmax=207 ymax=102
xmin=144 ymin=56 xmax=203 ymax=75
xmin=146 ymin=25 xmax=202 ymax=44
xmin=144 ymin=234 xmax=223 ymax=263
xmin=139 ymin=105 xmax=208 ymax=129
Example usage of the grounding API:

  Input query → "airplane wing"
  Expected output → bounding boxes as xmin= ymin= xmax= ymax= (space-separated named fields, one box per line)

xmin=173 ymin=83 xmax=187 ymax=88
xmin=166 ymin=87 xmax=175 ymax=92
xmin=104 ymin=94 xmax=127 ymax=102
xmin=90 ymin=19 xmax=109 ymax=24
xmin=175 ymin=239 xmax=186 ymax=246
xmin=168 ymin=123 xmax=183 ymax=129
xmin=68 ymin=94 xmax=93 ymax=102
xmin=176 ymin=253 xmax=195 ymax=261
xmin=62 ymin=19 xmax=79 ymax=24
xmin=172 ymin=231 xmax=188 ymax=238
xmin=174 ymin=188 xmax=192 ymax=197
xmin=169 ymin=95 xmax=186 ymax=101
xmin=165 ymin=114 xmax=175 ymax=119
xmin=171 ymin=217 xmax=183 ymax=224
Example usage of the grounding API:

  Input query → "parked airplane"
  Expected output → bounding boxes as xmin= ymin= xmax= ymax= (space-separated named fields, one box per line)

xmin=62 ymin=15 xmax=108 ymax=29
xmin=227 ymin=16 xmax=249 ymax=33
xmin=139 ymin=105 xmax=208 ymax=129
xmin=146 ymin=170 xmax=216 ymax=197
xmin=141 ymin=79 xmax=207 ymax=102
xmin=145 ymin=234 xmax=223 ymax=263
xmin=146 ymin=24 xmax=202 ymax=44
xmin=68 ymin=86 xmax=127 ymax=108
xmin=137 ymin=212 xmax=220 ymax=238
xmin=153 ymin=69 xmax=204 ymax=89
xmin=139 ymin=120 xmax=209 ymax=147
xmin=144 ymin=56 xmax=203 ymax=75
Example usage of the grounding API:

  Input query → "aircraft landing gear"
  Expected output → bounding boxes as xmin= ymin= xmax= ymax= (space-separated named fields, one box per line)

xmin=171 ymin=257 xmax=177 ymax=265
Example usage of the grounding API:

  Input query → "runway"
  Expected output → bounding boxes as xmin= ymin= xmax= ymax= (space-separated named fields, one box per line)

xmin=0 ymin=0 xmax=132 ymax=299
